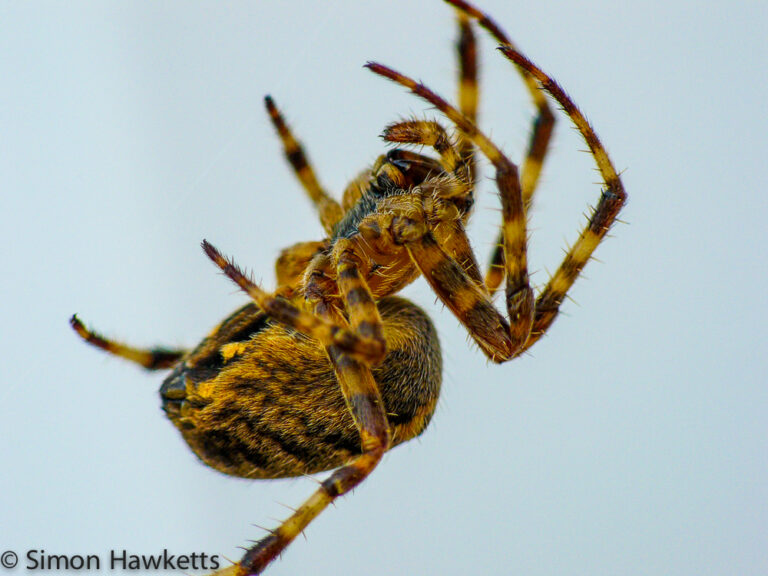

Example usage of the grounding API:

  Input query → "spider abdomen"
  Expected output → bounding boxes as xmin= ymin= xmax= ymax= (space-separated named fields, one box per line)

xmin=160 ymin=296 xmax=441 ymax=479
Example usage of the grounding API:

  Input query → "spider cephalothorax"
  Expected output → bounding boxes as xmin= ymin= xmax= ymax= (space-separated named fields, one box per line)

xmin=72 ymin=1 xmax=626 ymax=574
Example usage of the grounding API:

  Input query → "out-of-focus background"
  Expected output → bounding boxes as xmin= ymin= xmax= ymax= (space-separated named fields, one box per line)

xmin=2 ymin=1 xmax=766 ymax=575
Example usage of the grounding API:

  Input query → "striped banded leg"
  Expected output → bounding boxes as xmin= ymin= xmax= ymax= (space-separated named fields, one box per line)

xmin=201 ymin=240 xmax=385 ymax=366
xmin=456 ymin=10 xmax=479 ymax=188
xmin=407 ymin=231 xmax=517 ymax=362
xmin=331 ymin=238 xmax=385 ymax=351
xmin=418 ymin=189 xmax=485 ymax=289
xmin=212 ymin=242 xmax=390 ymax=576
xmin=221 ymin=345 xmax=389 ymax=576
xmin=366 ymin=62 xmax=535 ymax=352
xmin=430 ymin=217 xmax=485 ymax=290
xmin=445 ymin=0 xmax=556 ymax=293
xmin=358 ymin=192 xmax=521 ymax=362
xmin=499 ymin=48 xmax=626 ymax=351
xmin=264 ymin=96 xmax=343 ymax=234
xmin=69 ymin=315 xmax=186 ymax=369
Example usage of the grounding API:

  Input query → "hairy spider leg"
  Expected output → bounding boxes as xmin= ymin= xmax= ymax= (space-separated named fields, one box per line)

xmin=331 ymin=239 xmax=386 ymax=347
xmin=336 ymin=8 xmax=480 ymax=219
xmin=201 ymin=240 xmax=385 ymax=366
xmin=430 ymin=214 xmax=486 ymax=290
xmin=226 ymin=341 xmax=388 ymax=576
xmin=499 ymin=47 xmax=626 ymax=351
xmin=263 ymin=95 xmax=343 ymax=233
xmin=384 ymin=9 xmax=479 ymax=188
xmin=445 ymin=0 xmax=555 ymax=293
xmin=366 ymin=62 xmax=536 ymax=356
xmin=69 ymin=315 xmax=186 ymax=370
xmin=456 ymin=11 xmax=478 ymax=188
xmin=208 ymin=239 xmax=391 ymax=576
xmin=446 ymin=0 xmax=553 ymax=205
xmin=354 ymin=187 xmax=516 ymax=361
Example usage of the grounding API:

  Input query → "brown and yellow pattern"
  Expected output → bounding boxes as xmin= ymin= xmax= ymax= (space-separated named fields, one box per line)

xmin=72 ymin=1 xmax=626 ymax=573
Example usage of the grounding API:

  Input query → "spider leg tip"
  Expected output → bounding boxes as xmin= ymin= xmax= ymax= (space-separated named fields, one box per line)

xmin=201 ymin=238 xmax=216 ymax=255
xmin=364 ymin=61 xmax=397 ymax=81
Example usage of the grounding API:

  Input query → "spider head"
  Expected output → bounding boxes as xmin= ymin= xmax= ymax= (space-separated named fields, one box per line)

xmin=369 ymin=149 xmax=475 ymax=221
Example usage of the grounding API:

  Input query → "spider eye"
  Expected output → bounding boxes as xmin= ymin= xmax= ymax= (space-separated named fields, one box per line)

xmin=386 ymin=150 xmax=413 ymax=173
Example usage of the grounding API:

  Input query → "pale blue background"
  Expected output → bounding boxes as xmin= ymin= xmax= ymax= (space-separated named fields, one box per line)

xmin=2 ymin=1 xmax=766 ymax=575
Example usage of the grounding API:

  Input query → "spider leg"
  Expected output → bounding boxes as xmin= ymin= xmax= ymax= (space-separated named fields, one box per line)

xmin=456 ymin=9 xmax=478 ymax=188
xmin=211 ymin=240 xmax=390 ymax=576
xmin=69 ymin=315 xmax=186 ymax=369
xmin=445 ymin=0 xmax=555 ymax=293
xmin=346 ymin=18 xmax=479 ymax=219
xmin=499 ymin=48 xmax=626 ymax=351
xmin=381 ymin=12 xmax=480 ymax=199
xmin=408 ymin=228 xmax=518 ymax=362
xmin=431 ymin=215 xmax=485 ymax=290
xmin=357 ymin=191 xmax=520 ymax=361
xmin=202 ymin=240 xmax=385 ymax=366
xmin=331 ymin=239 xmax=386 ymax=349
xmin=366 ymin=62 xmax=535 ymax=352
xmin=446 ymin=0 xmax=554 ymax=206
xmin=229 ymin=347 xmax=389 ymax=576
xmin=264 ymin=95 xmax=343 ymax=234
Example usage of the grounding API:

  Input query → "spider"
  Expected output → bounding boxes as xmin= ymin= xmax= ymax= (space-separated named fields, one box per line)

xmin=71 ymin=0 xmax=626 ymax=574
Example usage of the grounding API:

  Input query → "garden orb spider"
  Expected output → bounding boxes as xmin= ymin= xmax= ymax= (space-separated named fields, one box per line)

xmin=71 ymin=0 xmax=626 ymax=573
